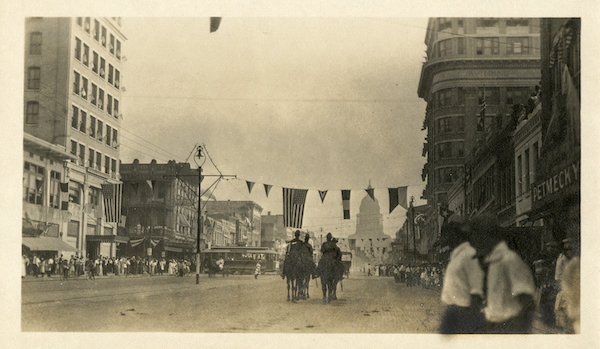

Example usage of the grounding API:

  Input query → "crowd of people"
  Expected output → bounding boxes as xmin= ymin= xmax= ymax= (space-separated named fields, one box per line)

xmin=362 ymin=263 xmax=444 ymax=290
xmin=22 ymin=254 xmax=194 ymax=279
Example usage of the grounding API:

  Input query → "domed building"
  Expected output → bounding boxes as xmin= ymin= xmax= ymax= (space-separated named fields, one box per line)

xmin=348 ymin=183 xmax=392 ymax=265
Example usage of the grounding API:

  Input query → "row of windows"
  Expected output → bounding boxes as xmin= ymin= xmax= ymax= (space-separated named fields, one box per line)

xmin=68 ymin=181 xmax=106 ymax=206
xmin=76 ymin=17 xmax=122 ymax=60
xmin=516 ymin=142 xmax=539 ymax=196
xmin=23 ymin=161 xmax=62 ymax=208
xmin=432 ymin=87 xmax=532 ymax=109
xmin=74 ymin=36 xmax=121 ymax=90
xmin=436 ymin=18 xmax=530 ymax=32
xmin=69 ymin=139 xmax=118 ymax=176
xmin=72 ymin=70 xmax=120 ymax=117
xmin=435 ymin=141 xmax=465 ymax=159
xmin=435 ymin=166 xmax=463 ymax=184
xmin=435 ymin=116 xmax=465 ymax=134
xmin=71 ymin=105 xmax=119 ymax=148
xmin=431 ymin=36 xmax=534 ymax=59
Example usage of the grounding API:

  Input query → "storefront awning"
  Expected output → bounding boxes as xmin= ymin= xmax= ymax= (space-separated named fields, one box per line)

xmin=22 ymin=237 xmax=78 ymax=252
xmin=86 ymin=235 xmax=130 ymax=244
xmin=164 ymin=246 xmax=183 ymax=253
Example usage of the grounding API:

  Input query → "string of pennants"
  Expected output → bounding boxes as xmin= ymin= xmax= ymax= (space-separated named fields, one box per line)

xmin=244 ymin=179 xmax=408 ymax=229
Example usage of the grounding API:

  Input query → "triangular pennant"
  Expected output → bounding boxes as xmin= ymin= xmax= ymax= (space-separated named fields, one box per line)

xmin=366 ymin=188 xmax=375 ymax=201
xmin=318 ymin=190 xmax=328 ymax=203
xmin=146 ymin=180 xmax=153 ymax=190
xmin=246 ymin=181 xmax=255 ymax=194
xmin=264 ymin=184 xmax=272 ymax=198
xmin=210 ymin=17 xmax=222 ymax=33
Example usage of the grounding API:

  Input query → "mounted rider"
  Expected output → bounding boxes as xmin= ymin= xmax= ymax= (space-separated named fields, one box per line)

xmin=315 ymin=233 xmax=344 ymax=279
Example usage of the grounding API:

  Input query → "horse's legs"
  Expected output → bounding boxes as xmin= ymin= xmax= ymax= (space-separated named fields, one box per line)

xmin=321 ymin=277 xmax=328 ymax=304
xmin=287 ymin=277 xmax=291 ymax=301
xmin=305 ymin=276 xmax=310 ymax=299
xmin=331 ymin=280 xmax=338 ymax=301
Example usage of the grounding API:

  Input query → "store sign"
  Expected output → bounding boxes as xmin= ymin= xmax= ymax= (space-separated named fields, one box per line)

xmin=531 ymin=161 xmax=580 ymax=203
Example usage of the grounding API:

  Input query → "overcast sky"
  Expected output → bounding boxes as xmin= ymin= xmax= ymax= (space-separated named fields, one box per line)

xmin=120 ymin=17 xmax=429 ymax=237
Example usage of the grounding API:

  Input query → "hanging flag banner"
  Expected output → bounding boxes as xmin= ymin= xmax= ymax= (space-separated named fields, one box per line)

xmin=246 ymin=181 xmax=255 ymax=194
xmin=341 ymin=190 xmax=351 ymax=219
xmin=366 ymin=188 xmax=375 ymax=201
xmin=318 ymin=190 xmax=328 ymax=203
xmin=283 ymin=188 xmax=308 ymax=228
xmin=146 ymin=180 xmax=154 ymax=191
xmin=264 ymin=184 xmax=272 ymax=198
xmin=210 ymin=17 xmax=222 ymax=33
xmin=101 ymin=183 xmax=122 ymax=222
xmin=130 ymin=237 xmax=144 ymax=248
xmin=388 ymin=186 xmax=408 ymax=213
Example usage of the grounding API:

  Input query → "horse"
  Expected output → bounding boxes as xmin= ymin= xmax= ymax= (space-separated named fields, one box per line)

xmin=282 ymin=241 xmax=313 ymax=303
xmin=206 ymin=259 xmax=220 ymax=278
xmin=316 ymin=255 xmax=345 ymax=304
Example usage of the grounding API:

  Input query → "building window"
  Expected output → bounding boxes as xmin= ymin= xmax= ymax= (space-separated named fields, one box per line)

xmin=79 ymin=110 xmax=87 ymax=133
xmin=101 ymin=26 xmax=107 ymax=47
xmin=437 ymin=18 xmax=452 ymax=31
xmin=97 ymin=119 xmax=103 ymax=141
xmin=84 ymin=17 xmax=91 ymax=33
xmin=436 ymin=117 xmax=452 ymax=134
xmin=92 ymin=51 xmax=98 ymax=73
xmin=30 ymin=32 xmax=42 ymax=54
xmin=524 ymin=148 xmax=530 ymax=191
xmin=436 ymin=167 xmax=461 ymax=184
xmin=457 ymin=19 xmax=464 ymax=34
xmin=114 ymin=69 xmax=120 ymax=88
xmin=71 ymin=105 xmax=79 ymax=128
xmin=506 ymin=18 xmax=529 ymax=27
xmin=89 ymin=115 xmax=96 ymax=137
xmin=437 ymin=89 xmax=452 ymax=107
xmin=70 ymin=140 xmax=78 ymax=156
xmin=111 ymin=158 xmax=117 ymax=176
xmin=79 ymin=144 xmax=85 ymax=165
xmin=439 ymin=39 xmax=452 ymax=57
xmin=94 ymin=19 xmax=100 ymax=41
xmin=88 ymin=147 xmax=95 ymax=168
xmin=28 ymin=67 xmax=40 ymax=89
xmin=507 ymin=37 xmax=530 ymax=55
xmin=81 ymin=76 xmax=88 ymax=99
xmin=49 ymin=170 xmax=61 ymax=209
xmin=98 ymin=89 xmax=104 ymax=110
xmin=106 ymin=125 xmax=112 ymax=146
xmin=25 ymin=101 xmax=39 ymax=124
xmin=96 ymin=150 xmax=102 ymax=171
xmin=107 ymin=95 xmax=113 ymax=115
xmin=476 ymin=18 xmax=498 ymax=28
xmin=116 ymin=40 xmax=121 ymax=59
xmin=88 ymin=186 xmax=100 ymax=206
xmin=506 ymin=87 xmax=528 ymax=105
xmin=456 ymin=37 xmax=465 ymax=55
xmin=112 ymin=128 xmax=118 ymax=147
xmin=436 ymin=142 xmax=453 ymax=159
xmin=476 ymin=37 xmax=499 ymax=55
xmin=82 ymin=44 xmax=89 ymax=66
xmin=69 ymin=181 xmax=81 ymax=204
xmin=91 ymin=83 xmax=97 ymax=105
xmin=104 ymin=156 xmax=110 ymax=174
xmin=99 ymin=57 xmax=106 ymax=78
xmin=480 ymin=87 xmax=500 ymax=105
xmin=456 ymin=141 xmax=465 ymax=157
xmin=114 ymin=98 xmax=119 ymax=117
xmin=108 ymin=64 xmax=113 ymax=84
xmin=110 ymin=34 xmax=115 ymax=54
xmin=73 ymin=70 xmax=80 ymax=95
xmin=74 ymin=37 xmax=81 ymax=61
xmin=456 ymin=115 xmax=465 ymax=131
xmin=517 ymin=154 xmax=523 ymax=196
xmin=23 ymin=161 xmax=44 ymax=205
xmin=76 ymin=17 xmax=82 ymax=27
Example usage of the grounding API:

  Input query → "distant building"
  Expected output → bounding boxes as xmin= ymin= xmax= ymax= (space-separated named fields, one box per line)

xmin=204 ymin=201 xmax=263 ymax=247
xmin=261 ymin=212 xmax=286 ymax=252
xmin=23 ymin=17 xmax=126 ymax=260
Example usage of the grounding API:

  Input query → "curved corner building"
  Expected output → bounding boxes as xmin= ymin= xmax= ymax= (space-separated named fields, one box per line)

xmin=417 ymin=18 xmax=541 ymax=227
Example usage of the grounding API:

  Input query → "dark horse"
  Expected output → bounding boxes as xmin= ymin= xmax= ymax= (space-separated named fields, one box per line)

xmin=282 ymin=237 xmax=314 ymax=303
xmin=315 ymin=234 xmax=345 ymax=304
xmin=205 ymin=259 xmax=220 ymax=278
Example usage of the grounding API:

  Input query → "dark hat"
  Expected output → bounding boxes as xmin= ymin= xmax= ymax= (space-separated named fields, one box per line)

xmin=294 ymin=230 xmax=301 ymax=237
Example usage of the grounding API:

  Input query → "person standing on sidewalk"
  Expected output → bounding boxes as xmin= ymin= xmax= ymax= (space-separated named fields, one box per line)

xmin=439 ymin=218 xmax=485 ymax=334
xmin=254 ymin=261 xmax=261 ymax=279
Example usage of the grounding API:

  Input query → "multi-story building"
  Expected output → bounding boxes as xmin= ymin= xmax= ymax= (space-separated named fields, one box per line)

xmin=23 ymin=17 xmax=126 ymax=259
xmin=261 ymin=212 xmax=286 ymax=251
xmin=417 ymin=17 xmax=542 ymax=250
xmin=204 ymin=201 xmax=263 ymax=247
xmin=119 ymin=160 xmax=199 ymax=259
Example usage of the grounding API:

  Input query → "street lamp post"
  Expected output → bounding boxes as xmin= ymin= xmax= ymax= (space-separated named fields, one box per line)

xmin=196 ymin=155 xmax=202 ymax=285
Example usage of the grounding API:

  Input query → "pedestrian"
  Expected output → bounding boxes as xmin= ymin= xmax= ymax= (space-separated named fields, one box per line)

xmin=469 ymin=214 xmax=536 ymax=334
xmin=22 ymin=254 xmax=29 ymax=278
xmin=254 ymin=261 xmax=261 ymax=279
xmin=438 ymin=218 xmax=485 ymax=334
xmin=554 ymin=237 xmax=577 ymax=332
xmin=61 ymin=257 xmax=69 ymax=280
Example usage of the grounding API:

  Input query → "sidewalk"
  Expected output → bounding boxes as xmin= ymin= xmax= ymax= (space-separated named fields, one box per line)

xmin=21 ymin=272 xmax=199 ymax=282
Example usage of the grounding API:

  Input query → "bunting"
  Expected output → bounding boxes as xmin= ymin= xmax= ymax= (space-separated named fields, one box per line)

xmin=318 ymin=190 xmax=328 ymax=203
xmin=101 ymin=183 xmax=122 ymax=222
xmin=365 ymin=188 xmax=375 ymax=201
xmin=388 ymin=186 xmax=408 ymax=213
xmin=264 ymin=184 xmax=272 ymax=198
xmin=341 ymin=190 xmax=351 ymax=219
xmin=246 ymin=181 xmax=255 ymax=194
xmin=283 ymin=188 xmax=308 ymax=228
xmin=130 ymin=237 xmax=144 ymax=248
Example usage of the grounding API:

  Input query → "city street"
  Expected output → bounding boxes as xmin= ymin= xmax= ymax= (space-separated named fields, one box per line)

xmin=22 ymin=273 xmax=558 ymax=334
xmin=22 ymin=273 xmax=445 ymax=333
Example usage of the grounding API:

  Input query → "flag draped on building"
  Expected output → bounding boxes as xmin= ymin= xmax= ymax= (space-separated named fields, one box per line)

xmin=283 ymin=188 xmax=308 ymax=228
xmin=264 ymin=184 xmax=272 ymax=198
xmin=101 ymin=183 xmax=122 ymax=222
xmin=341 ymin=190 xmax=351 ymax=219
xmin=388 ymin=186 xmax=408 ymax=213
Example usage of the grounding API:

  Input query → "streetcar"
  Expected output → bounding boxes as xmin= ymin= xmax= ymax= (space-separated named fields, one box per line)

xmin=341 ymin=251 xmax=352 ymax=278
xmin=200 ymin=246 xmax=280 ymax=275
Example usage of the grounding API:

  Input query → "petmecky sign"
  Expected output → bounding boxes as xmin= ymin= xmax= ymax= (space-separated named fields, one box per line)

xmin=531 ymin=161 xmax=580 ymax=203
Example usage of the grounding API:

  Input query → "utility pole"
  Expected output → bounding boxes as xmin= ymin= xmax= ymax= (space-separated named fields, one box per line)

xmin=196 ymin=146 xmax=203 ymax=285
xmin=411 ymin=196 xmax=416 ymax=265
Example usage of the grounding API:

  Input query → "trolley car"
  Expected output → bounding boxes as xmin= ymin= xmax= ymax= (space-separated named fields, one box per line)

xmin=341 ymin=251 xmax=352 ymax=277
xmin=201 ymin=246 xmax=280 ymax=275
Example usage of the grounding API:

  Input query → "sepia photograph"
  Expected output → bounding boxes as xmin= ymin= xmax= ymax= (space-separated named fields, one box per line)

xmin=2 ymin=0 xmax=598 ymax=348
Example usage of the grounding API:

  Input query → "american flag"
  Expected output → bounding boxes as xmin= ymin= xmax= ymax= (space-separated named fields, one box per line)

xmin=283 ymin=188 xmax=308 ymax=228
xmin=101 ymin=183 xmax=122 ymax=222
